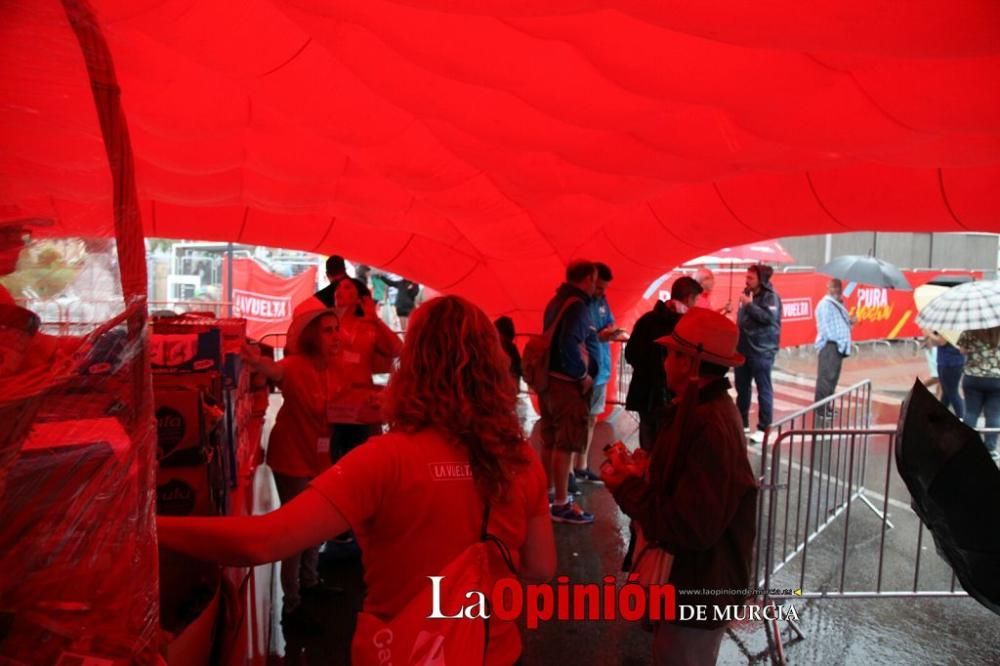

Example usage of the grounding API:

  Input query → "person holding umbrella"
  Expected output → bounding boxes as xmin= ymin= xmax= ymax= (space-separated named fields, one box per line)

xmin=925 ymin=331 xmax=965 ymax=418
xmin=813 ymin=278 xmax=856 ymax=417
xmin=958 ymin=326 xmax=1000 ymax=459
xmin=916 ymin=279 xmax=1000 ymax=460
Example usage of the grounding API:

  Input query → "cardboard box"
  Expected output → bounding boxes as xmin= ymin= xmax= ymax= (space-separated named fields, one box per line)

xmin=153 ymin=316 xmax=247 ymax=389
xmin=150 ymin=328 xmax=222 ymax=375
xmin=0 ymin=418 xmax=138 ymax=640
xmin=154 ymin=371 xmax=221 ymax=401
xmin=155 ymin=388 xmax=206 ymax=467
xmin=75 ymin=328 xmax=130 ymax=376
xmin=156 ymin=464 xmax=219 ymax=517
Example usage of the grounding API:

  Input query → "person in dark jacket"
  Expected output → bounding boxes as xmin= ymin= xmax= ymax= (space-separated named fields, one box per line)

xmin=604 ymin=308 xmax=757 ymax=665
xmin=539 ymin=260 xmax=600 ymax=525
xmin=736 ymin=264 xmax=782 ymax=443
xmin=380 ymin=275 xmax=421 ymax=331
xmin=294 ymin=254 xmax=348 ymax=316
xmin=624 ymin=276 xmax=702 ymax=451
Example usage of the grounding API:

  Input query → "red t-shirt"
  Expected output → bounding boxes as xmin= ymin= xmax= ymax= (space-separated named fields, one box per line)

xmin=310 ymin=430 xmax=549 ymax=665
xmin=266 ymin=355 xmax=341 ymax=477
xmin=333 ymin=314 xmax=398 ymax=387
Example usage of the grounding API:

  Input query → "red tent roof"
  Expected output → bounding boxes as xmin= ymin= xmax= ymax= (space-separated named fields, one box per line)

xmin=2 ymin=1 xmax=999 ymax=329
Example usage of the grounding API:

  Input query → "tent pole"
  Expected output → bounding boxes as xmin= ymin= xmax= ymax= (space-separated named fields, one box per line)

xmin=227 ymin=242 xmax=234 ymax=317
xmin=728 ymin=260 xmax=734 ymax=308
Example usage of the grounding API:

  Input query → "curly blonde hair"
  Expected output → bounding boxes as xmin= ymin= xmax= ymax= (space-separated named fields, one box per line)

xmin=383 ymin=296 xmax=528 ymax=500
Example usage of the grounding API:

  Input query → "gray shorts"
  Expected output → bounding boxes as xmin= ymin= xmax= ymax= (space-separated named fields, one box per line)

xmin=589 ymin=383 xmax=608 ymax=416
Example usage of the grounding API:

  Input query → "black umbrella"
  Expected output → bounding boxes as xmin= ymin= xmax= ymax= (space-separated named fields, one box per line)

xmin=896 ymin=379 xmax=1000 ymax=616
xmin=819 ymin=254 xmax=912 ymax=290
xmin=926 ymin=274 xmax=974 ymax=287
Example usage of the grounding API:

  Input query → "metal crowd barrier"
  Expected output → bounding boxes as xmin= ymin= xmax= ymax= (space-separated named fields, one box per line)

xmin=751 ymin=380 xmax=877 ymax=589
xmin=753 ymin=409 xmax=1000 ymax=664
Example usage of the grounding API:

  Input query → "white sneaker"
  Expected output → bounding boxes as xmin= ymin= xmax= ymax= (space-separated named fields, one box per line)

xmin=749 ymin=430 xmax=766 ymax=444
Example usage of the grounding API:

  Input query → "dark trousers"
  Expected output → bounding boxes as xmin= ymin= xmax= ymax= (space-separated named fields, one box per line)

xmin=735 ymin=353 xmax=775 ymax=430
xmin=938 ymin=364 xmax=965 ymax=418
xmin=962 ymin=375 xmax=1000 ymax=451
xmin=637 ymin=410 xmax=661 ymax=452
xmin=814 ymin=342 xmax=845 ymax=408
xmin=272 ymin=473 xmax=319 ymax=608
xmin=330 ymin=423 xmax=372 ymax=464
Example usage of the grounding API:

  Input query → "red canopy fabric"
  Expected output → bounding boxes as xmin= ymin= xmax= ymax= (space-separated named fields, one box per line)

xmin=684 ymin=241 xmax=795 ymax=266
xmin=2 ymin=0 xmax=1000 ymax=331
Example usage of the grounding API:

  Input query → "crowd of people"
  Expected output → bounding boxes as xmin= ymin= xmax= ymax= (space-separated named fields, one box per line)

xmin=925 ymin=327 xmax=1000 ymax=458
xmin=155 ymin=254 xmax=999 ymax=664
xmin=157 ymin=255 xmax=771 ymax=664
xmin=814 ymin=274 xmax=1000 ymax=459
xmin=296 ymin=255 xmax=423 ymax=333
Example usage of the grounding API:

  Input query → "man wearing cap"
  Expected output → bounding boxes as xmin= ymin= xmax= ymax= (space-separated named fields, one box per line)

xmin=603 ymin=308 xmax=758 ymax=665
xmin=624 ymin=276 xmax=703 ymax=451
xmin=295 ymin=255 xmax=349 ymax=317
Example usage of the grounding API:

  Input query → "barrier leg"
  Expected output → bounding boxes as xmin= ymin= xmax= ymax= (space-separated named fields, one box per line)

xmin=856 ymin=492 xmax=894 ymax=529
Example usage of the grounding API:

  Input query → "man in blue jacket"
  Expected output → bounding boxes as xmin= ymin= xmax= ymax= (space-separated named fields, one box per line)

xmin=736 ymin=264 xmax=782 ymax=443
xmin=576 ymin=262 xmax=627 ymax=483
xmin=540 ymin=260 xmax=600 ymax=524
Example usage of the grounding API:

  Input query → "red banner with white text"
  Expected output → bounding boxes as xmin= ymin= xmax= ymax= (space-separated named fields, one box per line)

xmin=222 ymin=258 xmax=316 ymax=340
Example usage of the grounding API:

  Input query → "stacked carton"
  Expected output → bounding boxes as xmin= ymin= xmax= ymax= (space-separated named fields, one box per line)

xmin=150 ymin=314 xmax=264 ymax=664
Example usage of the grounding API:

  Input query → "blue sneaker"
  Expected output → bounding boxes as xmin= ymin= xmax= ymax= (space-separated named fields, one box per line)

xmin=550 ymin=500 xmax=595 ymax=525
xmin=567 ymin=473 xmax=583 ymax=496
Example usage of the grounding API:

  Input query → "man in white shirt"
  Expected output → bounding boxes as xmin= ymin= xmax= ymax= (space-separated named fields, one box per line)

xmin=813 ymin=279 xmax=856 ymax=417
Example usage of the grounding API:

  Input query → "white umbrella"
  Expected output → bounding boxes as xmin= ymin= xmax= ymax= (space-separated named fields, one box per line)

xmin=913 ymin=284 xmax=960 ymax=344
xmin=915 ymin=280 xmax=1000 ymax=332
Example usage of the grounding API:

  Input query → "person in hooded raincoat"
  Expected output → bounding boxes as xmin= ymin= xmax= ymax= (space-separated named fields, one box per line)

xmin=735 ymin=264 xmax=782 ymax=443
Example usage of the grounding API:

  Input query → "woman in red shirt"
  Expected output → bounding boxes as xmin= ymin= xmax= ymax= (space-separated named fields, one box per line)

xmin=161 ymin=296 xmax=556 ymax=664
xmin=243 ymin=308 xmax=339 ymax=618
xmin=329 ymin=277 xmax=402 ymax=462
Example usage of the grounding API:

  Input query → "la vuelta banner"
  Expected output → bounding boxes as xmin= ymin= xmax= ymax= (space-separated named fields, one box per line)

xmin=627 ymin=269 xmax=980 ymax=349
xmin=222 ymin=258 xmax=317 ymax=339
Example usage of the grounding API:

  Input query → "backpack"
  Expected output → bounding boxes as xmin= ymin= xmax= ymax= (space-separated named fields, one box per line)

xmin=351 ymin=504 xmax=517 ymax=666
xmin=521 ymin=297 xmax=582 ymax=394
